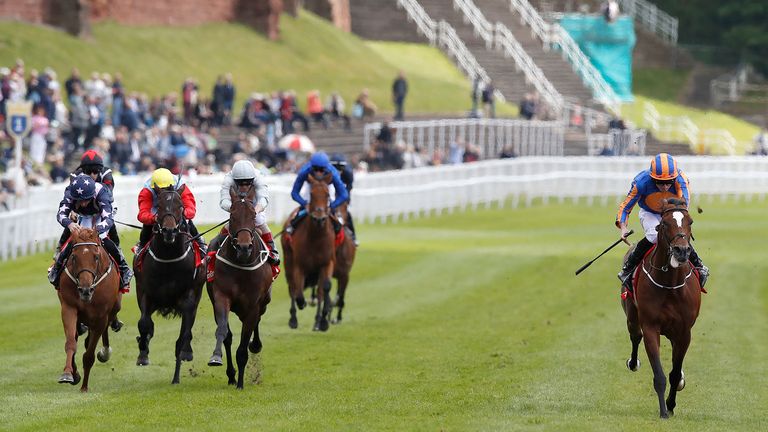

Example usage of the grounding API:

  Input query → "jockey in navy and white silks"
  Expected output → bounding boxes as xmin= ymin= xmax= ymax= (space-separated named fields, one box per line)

xmin=616 ymin=153 xmax=708 ymax=288
xmin=207 ymin=160 xmax=280 ymax=265
xmin=49 ymin=174 xmax=133 ymax=294
xmin=286 ymin=152 xmax=349 ymax=234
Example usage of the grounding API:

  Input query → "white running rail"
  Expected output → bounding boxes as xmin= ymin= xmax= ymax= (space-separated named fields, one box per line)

xmin=618 ymin=0 xmax=678 ymax=45
xmin=3 ymin=157 xmax=767 ymax=260
xmin=363 ymin=118 xmax=565 ymax=158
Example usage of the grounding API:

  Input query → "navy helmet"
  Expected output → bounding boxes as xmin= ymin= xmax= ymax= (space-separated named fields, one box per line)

xmin=330 ymin=153 xmax=347 ymax=167
xmin=310 ymin=152 xmax=330 ymax=168
xmin=70 ymin=174 xmax=97 ymax=200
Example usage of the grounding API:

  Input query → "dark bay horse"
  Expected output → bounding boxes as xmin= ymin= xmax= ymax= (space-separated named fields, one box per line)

xmin=330 ymin=201 xmax=356 ymax=323
xmin=133 ymin=187 xmax=205 ymax=384
xmin=207 ymin=186 xmax=273 ymax=389
xmin=621 ymin=198 xmax=703 ymax=418
xmin=281 ymin=172 xmax=336 ymax=331
xmin=57 ymin=228 xmax=120 ymax=392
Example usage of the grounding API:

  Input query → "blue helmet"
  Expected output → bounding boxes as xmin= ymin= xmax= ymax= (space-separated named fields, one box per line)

xmin=310 ymin=152 xmax=330 ymax=168
xmin=70 ymin=174 xmax=97 ymax=200
xmin=330 ymin=153 xmax=347 ymax=166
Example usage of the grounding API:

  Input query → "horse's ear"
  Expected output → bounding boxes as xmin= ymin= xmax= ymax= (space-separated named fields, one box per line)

xmin=247 ymin=184 xmax=256 ymax=201
xmin=229 ymin=186 xmax=237 ymax=201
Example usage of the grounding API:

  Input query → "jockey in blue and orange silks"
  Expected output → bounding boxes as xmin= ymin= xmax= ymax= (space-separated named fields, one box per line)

xmin=616 ymin=153 xmax=708 ymax=288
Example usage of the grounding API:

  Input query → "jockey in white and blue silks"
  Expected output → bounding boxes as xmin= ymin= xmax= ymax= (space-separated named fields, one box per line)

xmin=285 ymin=152 xmax=349 ymax=234
xmin=48 ymin=174 xmax=133 ymax=331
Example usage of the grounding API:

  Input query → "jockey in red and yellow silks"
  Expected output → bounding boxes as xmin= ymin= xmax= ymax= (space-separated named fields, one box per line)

xmin=616 ymin=153 xmax=708 ymax=288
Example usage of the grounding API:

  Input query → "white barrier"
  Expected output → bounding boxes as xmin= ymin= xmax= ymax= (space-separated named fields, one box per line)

xmin=2 ymin=156 xmax=767 ymax=260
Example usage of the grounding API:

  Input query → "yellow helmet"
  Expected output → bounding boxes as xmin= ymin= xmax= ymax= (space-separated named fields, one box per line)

xmin=150 ymin=168 xmax=175 ymax=189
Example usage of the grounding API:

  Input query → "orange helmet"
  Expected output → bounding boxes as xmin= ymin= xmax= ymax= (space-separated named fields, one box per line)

xmin=649 ymin=153 xmax=678 ymax=181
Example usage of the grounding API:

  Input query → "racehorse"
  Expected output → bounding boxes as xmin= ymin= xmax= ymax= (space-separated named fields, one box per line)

xmin=621 ymin=198 xmax=703 ymax=418
xmin=57 ymin=228 xmax=120 ymax=392
xmin=207 ymin=186 xmax=273 ymax=389
xmin=281 ymin=171 xmax=336 ymax=331
xmin=133 ymin=187 xmax=205 ymax=384
xmin=330 ymin=201 xmax=356 ymax=323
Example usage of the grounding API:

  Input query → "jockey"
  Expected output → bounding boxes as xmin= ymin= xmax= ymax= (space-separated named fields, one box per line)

xmin=616 ymin=153 xmax=709 ymax=288
xmin=48 ymin=174 xmax=132 ymax=329
xmin=207 ymin=159 xmax=280 ymax=265
xmin=55 ymin=150 xmax=119 ymax=252
xmin=330 ymin=153 xmax=358 ymax=245
xmin=285 ymin=151 xmax=349 ymax=234
xmin=136 ymin=168 xmax=206 ymax=253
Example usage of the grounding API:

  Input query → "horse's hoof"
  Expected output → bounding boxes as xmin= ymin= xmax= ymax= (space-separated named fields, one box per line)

xmin=288 ymin=318 xmax=298 ymax=329
xmin=172 ymin=378 xmax=180 ymax=385
xmin=660 ymin=412 xmax=670 ymax=419
xmin=297 ymin=297 xmax=306 ymax=309
xmin=626 ymin=358 xmax=640 ymax=372
xmin=228 ymin=379 xmax=237 ymax=386
xmin=319 ymin=319 xmax=329 ymax=332
xmin=97 ymin=346 xmax=112 ymax=363
xmin=58 ymin=372 xmax=74 ymax=384
xmin=248 ymin=341 xmax=262 ymax=354
xmin=72 ymin=372 xmax=81 ymax=385
xmin=677 ymin=372 xmax=686 ymax=391
xmin=80 ymin=387 xmax=89 ymax=393
xmin=77 ymin=323 xmax=88 ymax=336
xmin=179 ymin=351 xmax=193 ymax=362
xmin=136 ymin=356 xmax=150 ymax=366
xmin=208 ymin=354 xmax=223 ymax=366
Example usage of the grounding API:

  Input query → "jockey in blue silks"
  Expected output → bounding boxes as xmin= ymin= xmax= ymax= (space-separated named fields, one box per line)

xmin=285 ymin=152 xmax=349 ymax=235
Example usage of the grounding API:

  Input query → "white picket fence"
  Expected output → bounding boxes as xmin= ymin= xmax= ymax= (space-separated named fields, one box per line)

xmin=2 ymin=157 xmax=768 ymax=260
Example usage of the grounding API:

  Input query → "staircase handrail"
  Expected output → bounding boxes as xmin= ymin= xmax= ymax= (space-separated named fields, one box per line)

xmin=508 ymin=0 xmax=620 ymax=111
xmin=454 ymin=0 xmax=494 ymax=49
xmin=618 ymin=0 xmax=678 ymax=45
xmin=397 ymin=0 xmax=437 ymax=41
xmin=642 ymin=101 xmax=736 ymax=155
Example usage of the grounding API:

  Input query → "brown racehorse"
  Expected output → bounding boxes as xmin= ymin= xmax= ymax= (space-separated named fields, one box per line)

xmin=621 ymin=198 xmax=703 ymax=418
xmin=330 ymin=201 xmax=356 ymax=323
xmin=281 ymin=172 xmax=336 ymax=331
xmin=57 ymin=228 xmax=120 ymax=392
xmin=207 ymin=185 xmax=273 ymax=389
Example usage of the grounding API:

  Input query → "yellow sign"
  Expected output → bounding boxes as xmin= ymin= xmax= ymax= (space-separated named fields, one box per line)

xmin=6 ymin=100 xmax=33 ymax=140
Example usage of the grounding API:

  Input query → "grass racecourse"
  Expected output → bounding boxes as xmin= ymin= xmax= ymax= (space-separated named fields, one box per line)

xmin=0 ymin=200 xmax=767 ymax=431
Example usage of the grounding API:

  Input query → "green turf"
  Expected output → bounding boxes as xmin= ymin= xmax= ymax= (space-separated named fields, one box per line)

xmin=0 ymin=10 xmax=512 ymax=116
xmin=1 ymin=199 xmax=766 ymax=431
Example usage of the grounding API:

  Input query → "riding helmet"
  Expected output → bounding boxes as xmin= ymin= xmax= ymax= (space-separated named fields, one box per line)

xmin=330 ymin=153 xmax=347 ymax=167
xmin=80 ymin=150 xmax=103 ymax=168
xmin=649 ymin=153 xmax=678 ymax=181
xmin=70 ymin=174 xmax=97 ymax=200
xmin=310 ymin=152 xmax=330 ymax=168
xmin=232 ymin=160 xmax=257 ymax=181
xmin=150 ymin=168 xmax=176 ymax=189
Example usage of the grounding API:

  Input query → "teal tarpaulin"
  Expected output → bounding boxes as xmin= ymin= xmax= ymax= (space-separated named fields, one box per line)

xmin=558 ymin=15 xmax=636 ymax=101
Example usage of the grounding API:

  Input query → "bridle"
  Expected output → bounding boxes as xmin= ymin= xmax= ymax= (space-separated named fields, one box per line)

xmin=217 ymin=189 xmax=269 ymax=271
xmin=154 ymin=190 xmax=183 ymax=237
xmin=642 ymin=206 xmax=694 ymax=288
xmin=64 ymin=241 xmax=113 ymax=291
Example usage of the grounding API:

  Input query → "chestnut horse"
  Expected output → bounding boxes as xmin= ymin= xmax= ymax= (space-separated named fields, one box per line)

xmin=57 ymin=228 xmax=120 ymax=392
xmin=281 ymin=172 xmax=336 ymax=331
xmin=133 ymin=188 xmax=205 ymax=384
xmin=207 ymin=186 xmax=273 ymax=389
xmin=621 ymin=198 xmax=703 ymax=418
xmin=330 ymin=201 xmax=356 ymax=323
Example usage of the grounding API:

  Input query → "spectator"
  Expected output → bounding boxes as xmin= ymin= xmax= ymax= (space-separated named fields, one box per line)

xmin=448 ymin=137 xmax=465 ymax=165
xmin=49 ymin=156 xmax=68 ymax=183
xmin=463 ymin=143 xmax=480 ymax=163
xmin=307 ymin=90 xmax=328 ymax=129
xmin=29 ymin=105 xmax=49 ymax=165
xmin=481 ymin=81 xmax=496 ymax=119
xmin=602 ymin=1 xmax=620 ymax=23
xmin=353 ymin=88 xmax=377 ymax=119
xmin=598 ymin=142 xmax=616 ymax=156
xmin=64 ymin=67 xmax=81 ymax=104
xmin=519 ymin=92 xmax=536 ymax=120
xmin=392 ymin=70 xmax=408 ymax=120
xmin=181 ymin=77 xmax=198 ymax=125
xmin=325 ymin=91 xmax=351 ymax=131
xmin=753 ymin=127 xmax=768 ymax=155
xmin=471 ymin=75 xmax=482 ymax=118
xmin=499 ymin=145 xmax=517 ymax=159
xmin=376 ymin=121 xmax=393 ymax=146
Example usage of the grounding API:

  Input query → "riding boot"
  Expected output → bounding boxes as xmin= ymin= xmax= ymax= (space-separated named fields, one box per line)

xmin=285 ymin=209 xmax=307 ymax=235
xmin=48 ymin=242 xmax=73 ymax=287
xmin=260 ymin=232 xmax=280 ymax=265
xmin=206 ymin=232 xmax=225 ymax=282
xmin=347 ymin=212 xmax=359 ymax=246
xmin=134 ymin=224 xmax=153 ymax=254
xmin=689 ymin=247 xmax=709 ymax=288
xmin=187 ymin=220 xmax=207 ymax=255
xmin=104 ymin=238 xmax=133 ymax=292
xmin=618 ymin=237 xmax=654 ymax=288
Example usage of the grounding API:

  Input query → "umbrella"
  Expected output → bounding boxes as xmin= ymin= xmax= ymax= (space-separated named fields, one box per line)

xmin=277 ymin=134 xmax=316 ymax=153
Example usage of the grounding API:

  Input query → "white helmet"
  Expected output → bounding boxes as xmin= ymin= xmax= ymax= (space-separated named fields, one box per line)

xmin=232 ymin=160 xmax=257 ymax=181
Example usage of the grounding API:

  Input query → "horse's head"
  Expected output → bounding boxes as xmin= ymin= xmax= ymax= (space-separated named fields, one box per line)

xmin=229 ymin=185 xmax=257 ymax=261
xmin=307 ymin=171 xmax=331 ymax=226
xmin=67 ymin=228 xmax=105 ymax=303
xmin=658 ymin=198 xmax=694 ymax=268
xmin=155 ymin=187 xmax=184 ymax=244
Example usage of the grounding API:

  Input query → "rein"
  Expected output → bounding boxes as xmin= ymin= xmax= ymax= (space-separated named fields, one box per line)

xmin=216 ymin=235 xmax=269 ymax=271
xmin=643 ymin=206 xmax=694 ymax=289
xmin=64 ymin=242 xmax=113 ymax=290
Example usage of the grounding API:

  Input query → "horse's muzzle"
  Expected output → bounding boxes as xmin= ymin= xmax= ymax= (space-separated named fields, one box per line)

xmin=161 ymin=228 xmax=179 ymax=244
xmin=78 ymin=286 xmax=95 ymax=303
xmin=235 ymin=243 xmax=253 ymax=261
xmin=671 ymin=245 xmax=691 ymax=263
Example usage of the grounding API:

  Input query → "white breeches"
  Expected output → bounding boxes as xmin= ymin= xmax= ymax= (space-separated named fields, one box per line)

xmin=638 ymin=208 xmax=661 ymax=243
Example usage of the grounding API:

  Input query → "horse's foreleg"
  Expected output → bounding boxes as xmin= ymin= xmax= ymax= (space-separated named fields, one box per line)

xmin=235 ymin=318 xmax=257 ymax=389
xmin=642 ymin=325 xmax=668 ymax=419
xmin=172 ymin=293 xmax=199 ymax=384
xmin=316 ymin=267 xmax=333 ymax=332
xmin=80 ymin=317 xmax=107 ymax=393
xmin=289 ymin=298 xmax=298 ymax=329
xmin=250 ymin=301 xmax=269 ymax=353
xmin=223 ymin=323 xmax=235 ymax=385
xmin=136 ymin=295 xmax=154 ymax=366
xmin=666 ymin=331 xmax=691 ymax=416
xmin=97 ymin=328 xmax=112 ymax=363
xmin=332 ymin=274 xmax=349 ymax=324
xmin=623 ymin=300 xmax=642 ymax=371
xmin=59 ymin=304 xmax=79 ymax=385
